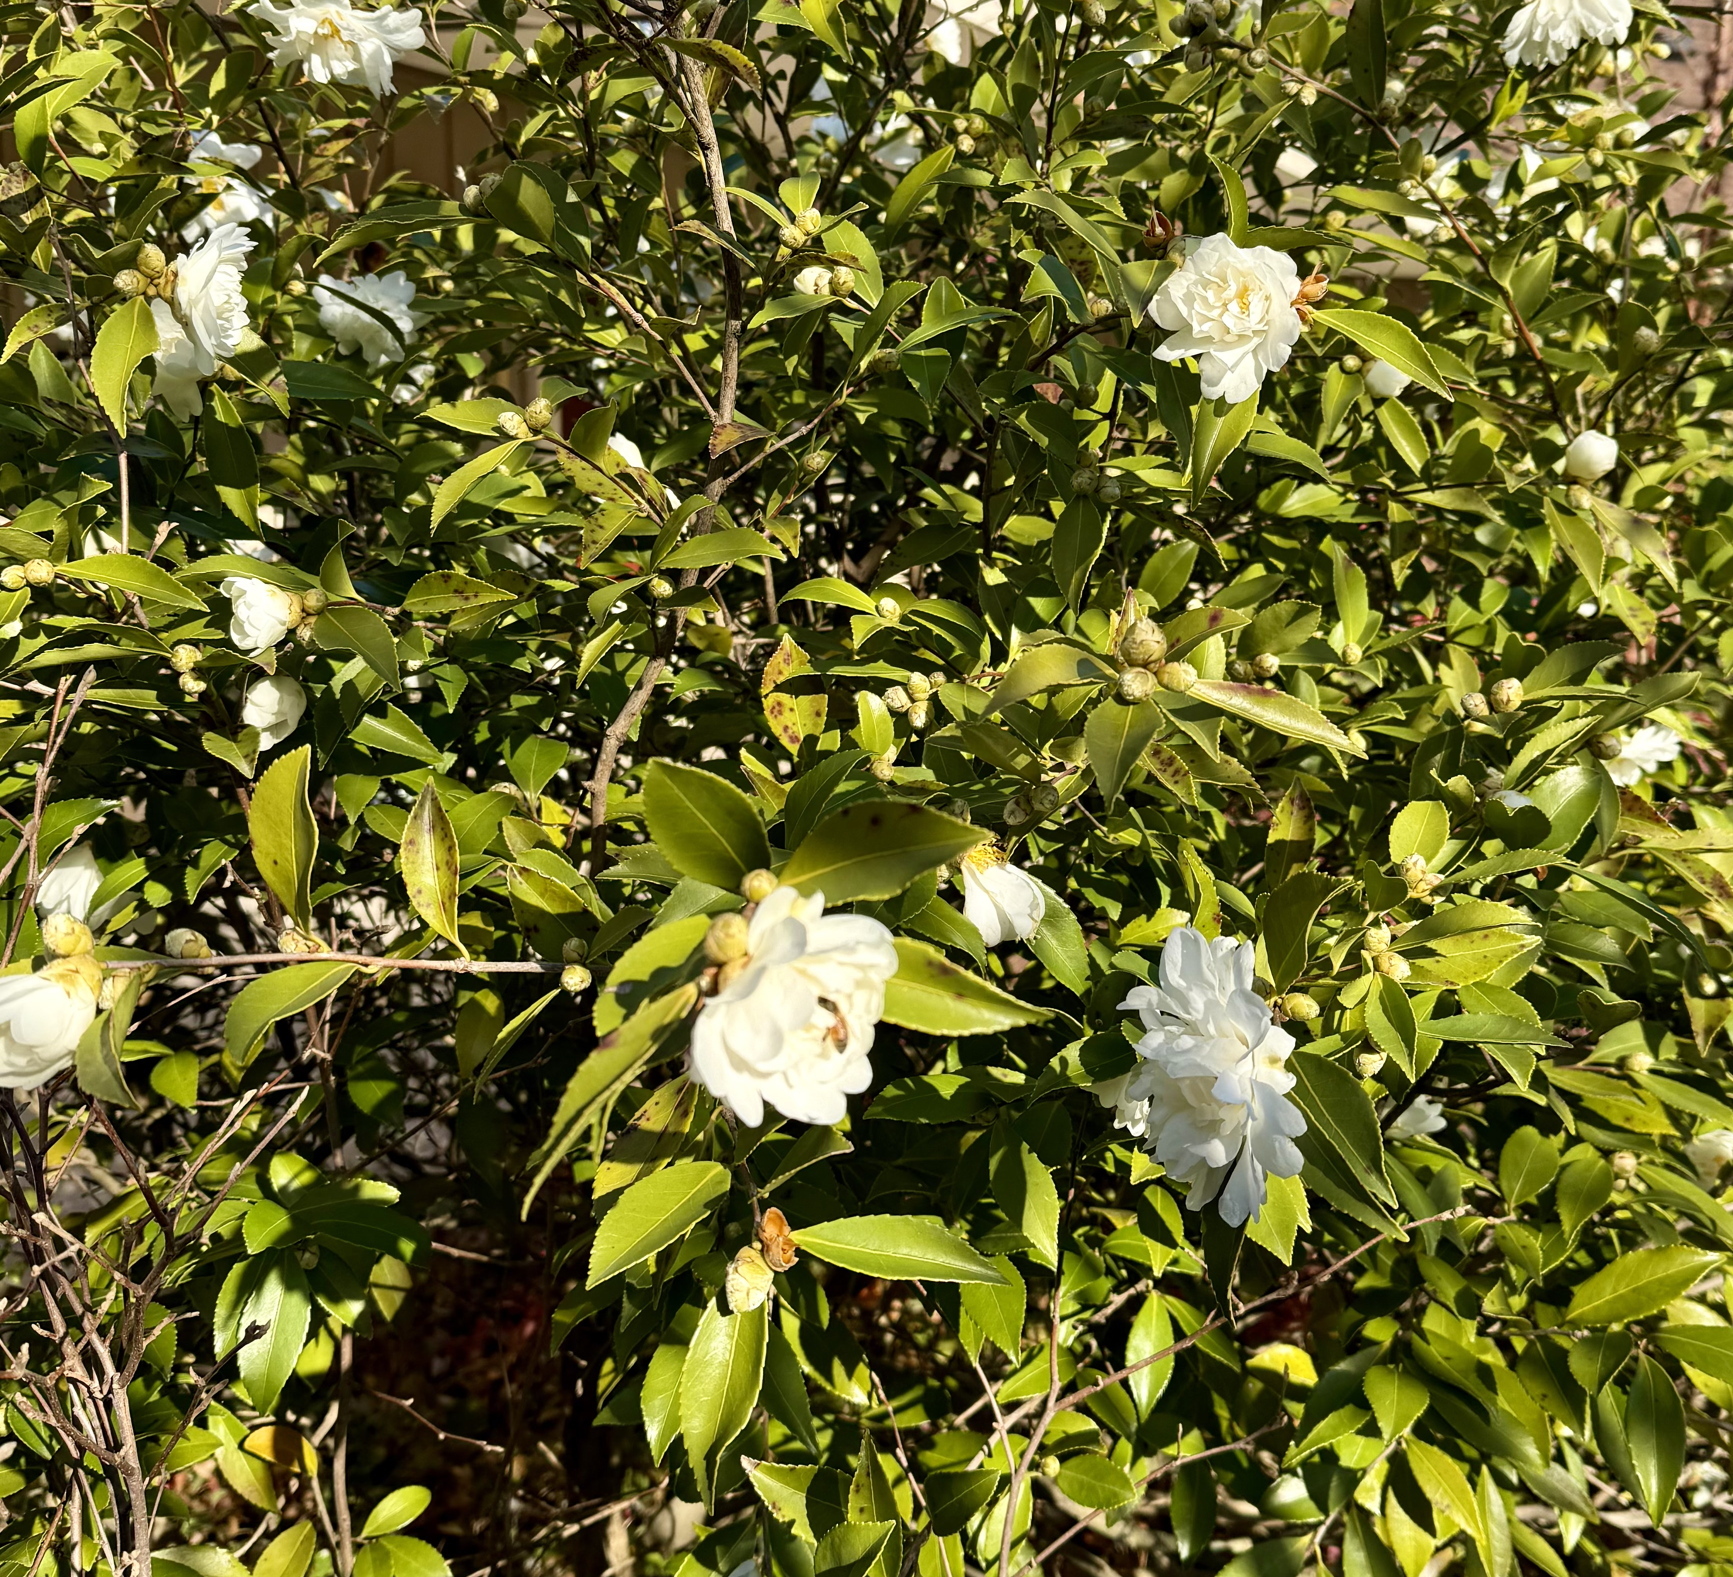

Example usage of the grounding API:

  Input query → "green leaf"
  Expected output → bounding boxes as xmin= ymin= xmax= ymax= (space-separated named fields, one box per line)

xmin=789 ymin=1214 xmax=1007 ymax=1283
xmin=360 ymin=1486 xmax=432 ymax=1539
xmin=1187 ymin=680 xmax=1365 ymax=755
xmin=91 ymin=295 xmax=157 ymax=430
xmin=248 ymin=746 xmax=317 ymax=927
xmin=990 ymin=642 xmax=1114 ymax=712
xmin=523 ymin=984 xmax=698 ymax=1212
xmin=814 ymin=1523 xmax=893 ymax=1577
xmin=1566 ymin=1247 xmax=1721 ymax=1327
xmin=432 ymin=440 xmax=525 ymax=528
xmin=402 ymin=571 xmax=517 ymax=615
xmin=1289 ymin=1051 xmax=1396 ymax=1207
xmin=1262 ymin=871 xmax=1339 ymax=994
xmin=783 ymin=576 xmax=879 ymax=615
xmin=587 ymin=1160 xmax=730 ymax=1286
xmin=1389 ymin=800 xmax=1450 ymax=867
xmin=881 ymin=938 xmax=1051 ymax=1035
xmin=376 ymin=1538 xmax=447 ymax=1577
xmin=1171 ymin=1457 xmax=1217 ymax=1562
xmin=311 ymin=604 xmax=399 ymax=686
xmin=1344 ymin=0 xmax=1387 ymax=109
xmin=761 ymin=1325 xmax=819 ymax=1452
xmin=924 ymin=1468 xmax=1001 ymax=1535
xmin=254 ymin=1525 xmax=315 ymax=1577
xmin=660 ymin=527 xmax=784 ymax=569
xmin=351 ymin=706 xmax=444 ymax=765
xmin=1311 ymin=308 xmax=1448 ymax=398
xmin=282 ymin=360 xmax=379 ymax=401
xmin=991 ymin=1137 xmax=1060 ymax=1269
xmin=217 ymin=1255 xmax=311 ymax=1415
xmin=59 ymin=553 xmax=206 ymax=610
xmin=642 ymin=1342 xmax=686 ymax=1463
xmin=1624 ymin=1354 xmax=1684 ymax=1526
xmin=681 ymin=1302 xmax=768 ymax=1504
xmin=885 ymin=144 xmax=956 ymax=233
xmin=1216 ymin=1536 xmax=1310 ymax=1577
xmin=224 ymin=963 xmax=357 ymax=1064
xmin=642 ymin=761 xmax=770 ymax=890
xmin=1656 ymin=1324 xmax=1733 ymax=1385
xmin=400 ymin=781 xmax=462 ymax=952
xmin=664 ymin=35 xmax=761 ymax=87
xmin=961 ymin=1255 xmax=1026 ymax=1356
xmin=1189 ymin=393 xmax=1258 ymax=503
xmin=1055 ymin=1453 xmax=1136 ymax=1509
xmin=1498 ymin=1126 xmax=1558 ymax=1208
xmin=1084 ymin=698 xmax=1160 ymax=810
xmin=782 ymin=802 xmax=985 ymax=904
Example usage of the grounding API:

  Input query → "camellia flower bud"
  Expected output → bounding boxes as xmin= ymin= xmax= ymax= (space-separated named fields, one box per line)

xmin=828 ymin=266 xmax=855 ymax=298
xmin=524 ymin=397 xmax=554 ymax=432
xmin=1489 ymin=677 xmax=1523 ymax=714
xmin=1564 ymin=429 xmax=1619 ymax=481
xmin=906 ymin=672 xmax=931 ymax=701
xmin=22 ymin=559 xmax=54 ymax=588
xmin=778 ymin=224 xmax=805 ymax=249
xmin=285 ymin=278 xmax=308 ymax=297
xmin=907 ymin=701 xmax=929 ymax=732
xmin=1355 ymin=1051 xmax=1387 ymax=1078
xmin=1096 ymin=476 xmax=1123 ymax=504
xmin=136 ymin=243 xmax=168 ymax=278
xmin=1230 ymin=660 xmax=1255 ymax=682
xmin=561 ymin=963 xmax=592 ymax=994
xmin=869 ymin=348 xmax=901 ymax=373
xmin=0 ymin=565 xmax=26 ymax=591
xmin=1398 ymin=853 xmax=1429 ymax=883
xmin=868 ymin=753 xmax=897 ymax=781
xmin=1071 ymin=466 xmax=1100 ymax=495
xmin=1156 ymin=660 xmax=1197 ymax=693
xmin=1623 ymin=1050 xmax=1655 ymax=1076
xmin=1459 ymin=691 xmax=1490 ymax=720
xmin=1589 ymin=732 xmax=1622 ymax=760
xmin=1340 ymin=641 xmax=1364 ymax=665
xmin=883 ymin=685 xmax=911 ymax=713
xmin=1251 ymin=652 xmax=1280 ymax=679
xmin=1118 ymin=618 xmax=1167 ymax=668
xmin=796 ymin=207 xmax=823 ymax=235
xmin=740 ymin=868 xmax=779 ymax=903
xmin=647 ymin=576 xmax=675 ymax=599
xmin=1080 ymin=0 xmax=1107 ymax=22
xmin=705 ymin=912 xmax=751 ymax=964
xmin=163 ymin=927 xmax=213 ymax=960
xmin=1116 ymin=667 xmax=1156 ymax=703
xmin=1340 ymin=354 xmax=1364 ymax=374
xmin=1278 ymin=992 xmax=1321 ymax=1021
xmin=955 ymin=133 xmax=976 ymax=155
xmin=169 ymin=643 xmax=201 ymax=673
xmin=497 ymin=410 xmax=530 ymax=439
xmin=178 ymin=673 xmax=207 ymax=696
xmin=300 ymin=587 xmax=330 ymax=616
xmin=1030 ymin=782 xmax=1060 ymax=817
xmin=1003 ymin=793 xmax=1033 ymax=827
xmin=1611 ymin=1149 xmax=1640 ymax=1180
xmin=802 ymin=452 xmax=829 ymax=474
xmin=1366 ymin=922 xmax=1393 ymax=950
xmin=462 ymin=184 xmax=486 ymax=213
xmin=42 ymin=914 xmax=94 ymax=958
xmin=113 ymin=269 xmax=145 ymax=298
xmin=561 ymin=937 xmax=588 ymax=963
xmin=1372 ymin=950 xmax=1411 ymax=980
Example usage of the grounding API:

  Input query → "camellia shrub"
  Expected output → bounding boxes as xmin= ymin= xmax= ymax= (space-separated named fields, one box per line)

xmin=3 ymin=0 xmax=1733 ymax=1574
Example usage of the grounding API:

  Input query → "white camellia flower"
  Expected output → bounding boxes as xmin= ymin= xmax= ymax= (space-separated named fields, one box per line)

xmin=1103 ymin=926 xmax=1307 ymax=1226
xmin=1363 ymin=359 xmax=1412 ymax=399
xmin=251 ymin=0 xmax=427 ymax=97
xmin=922 ymin=0 xmax=1001 ymax=62
xmin=222 ymin=577 xmax=301 ymax=653
xmin=1686 ymin=1129 xmax=1733 ymax=1186
xmin=0 ymin=956 xmax=101 ymax=1091
xmin=1503 ymin=0 xmax=1632 ymax=70
xmin=792 ymin=265 xmax=833 ymax=296
xmin=183 ymin=131 xmax=274 ymax=242
xmin=1386 ymin=1095 xmax=1448 ymax=1141
xmin=1273 ymin=147 xmax=1318 ymax=187
xmin=688 ymin=885 xmax=898 ymax=1127
xmin=36 ymin=845 xmax=101 ymax=921
xmin=1605 ymin=722 xmax=1683 ymax=787
xmin=959 ymin=848 xmax=1045 ymax=946
xmin=1150 ymin=234 xmax=1307 ymax=405
xmin=151 ymin=223 xmax=254 ymax=418
xmin=313 ymin=270 xmax=420 ymax=366
xmin=241 ymin=675 xmax=308 ymax=750
xmin=1564 ymin=429 xmax=1619 ymax=480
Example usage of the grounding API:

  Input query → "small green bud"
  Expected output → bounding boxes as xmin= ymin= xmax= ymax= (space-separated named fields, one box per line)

xmin=1631 ymin=326 xmax=1661 ymax=358
xmin=1622 ymin=1050 xmax=1655 ymax=1076
xmin=113 ymin=269 xmax=145 ymax=298
xmin=906 ymin=700 xmax=930 ymax=732
xmin=1096 ymin=476 xmax=1122 ymax=504
xmin=1372 ymin=950 xmax=1411 ymax=980
xmin=876 ymin=596 xmax=901 ymax=622
xmin=561 ymin=963 xmax=593 ymax=994
xmin=1071 ymin=466 xmax=1100 ymax=495
xmin=1116 ymin=667 xmax=1157 ymax=703
xmin=1278 ymin=992 xmax=1321 ymax=1022
xmin=22 ymin=559 xmax=55 ymax=588
xmin=1340 ymin=641 xmax=1364 ymax=665
xmin=1355 ymin=1051 xmax=1387 ymax=1078
xmin=170 ymin=643 xmax=202 ymax=673
xmin=801 ymin=452 xmax=829 ymax=474
xmin=1489 ymin=677 xmax=1523 ymax=714
xmin=828 ymin=265 xmax=856 ymax=298
xmin=462 ymin=183 xmax=486 ymax=214
xmin=524 ymin=396 xmax=555 ymax=432
xmin=779 ymin=224 xmax=805 ymax=249
xmin=561 ymin=937 xmax=588 ymax=963
xmin=1003 ymin=793 xmax=1034 ymax=827
xmin=796 ymin=207 xmax=823 ymax=235
xmin=497 ymin=410 xmax=530 ymax=439
xmin=648 ymin=576 xmax=675 ymax=599
xmin=704 ymin=912 xmax=751 ymax=964
xmin=868 ymin=752 xmax=898 ymax=781
xmin=1030 ymin=783 xmax=1060 ymax=817
xmin=1589 ymin=732 xmax=1623 ymax=760
xmin=284 ymin=278 xmax=307 ymax=297
xmin=966 ymin=115 xmax=990 ymax=138
xmin=1080 ymin=0 xmax=1107 ymax=25
xmin=1459 ymin=690 xmax=1490 ymax=720
xmin=1040 ymin=1455 xmax=1063 ymax=1479
xmin=1156 ymin=660 xmax=1197 ymax=693
xmin=136 ymin=243 xmax=167 ymax=278
xmin=869 ymin=347 xmax=902 ymax=373
xmin=1118 ymin=618 xmax=1168 ymax=669
xmin=1610 ymin=1150 xmax=1639 ymax=1180
xmin=178 ymin=673 xmax=207 ymax=697
xmin=955 ymin=134 xmax=976 ymax=155
xmin=1340 ymin=354 xmax=1364 ymax=374
xmin=0 ymin=565 xmax=25 ymax=591
xmin=741 ymin=868 xmax=779 ymax=903
xmin=1251 ymin=652 xmax=1280 ymax=679
xmin=299 ymin=587 xmax=330 ymax=615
